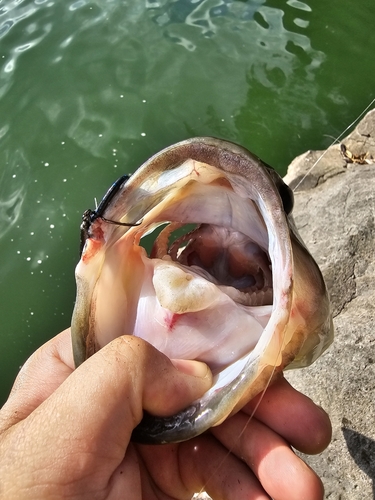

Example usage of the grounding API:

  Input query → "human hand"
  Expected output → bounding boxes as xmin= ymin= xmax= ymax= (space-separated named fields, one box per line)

xmin=0 ymin=329 xmax=331 ymax=499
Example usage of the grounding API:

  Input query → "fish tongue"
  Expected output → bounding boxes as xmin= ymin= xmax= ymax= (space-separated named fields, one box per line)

xmin=152 ymin=261 xmax=222 ymax=313
xmin=134 ymin=256 xmax=264 ymax=371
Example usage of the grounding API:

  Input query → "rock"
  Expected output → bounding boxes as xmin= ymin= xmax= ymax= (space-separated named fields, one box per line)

xmin=285 ymin=109 xmax=375 ymax=499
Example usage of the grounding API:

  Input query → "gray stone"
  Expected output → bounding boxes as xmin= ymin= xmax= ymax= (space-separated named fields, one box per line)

xmin=285 ymin=109 xmax=375 ymax=500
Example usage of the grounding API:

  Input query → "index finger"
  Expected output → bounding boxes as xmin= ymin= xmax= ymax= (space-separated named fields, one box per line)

xmin=243 ymin=376 xmax=332 ymax=454
xmin=0 ymin=328 xmax=74 ymax=430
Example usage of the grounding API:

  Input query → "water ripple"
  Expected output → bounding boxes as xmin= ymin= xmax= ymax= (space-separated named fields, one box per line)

xmin=0 ymin=19 xmax=14 ymax=37
xmin=286 ymin=0 xmax=312 ymax=13
xmin=0 ymin=149 xmax=29 ymax=240
xmin=0 ymin=1 xmax=37 ymax=41
xmin=147 ymin=0 xmax=324 ymax=88
xmin=0 ymin=0 xmax=54 ymax=101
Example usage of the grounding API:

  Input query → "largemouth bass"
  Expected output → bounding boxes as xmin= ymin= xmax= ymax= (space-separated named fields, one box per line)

xmin=71 ymin=137 xmax=333 ymax=444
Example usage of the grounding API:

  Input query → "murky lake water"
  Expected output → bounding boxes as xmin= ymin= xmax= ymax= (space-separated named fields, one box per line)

xmin=0 ymin=0 xmax=374 ymax=404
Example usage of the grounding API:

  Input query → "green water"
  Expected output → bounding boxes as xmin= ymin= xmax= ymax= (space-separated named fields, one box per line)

xmin=0 ymin=0 xmax=374 ymax=405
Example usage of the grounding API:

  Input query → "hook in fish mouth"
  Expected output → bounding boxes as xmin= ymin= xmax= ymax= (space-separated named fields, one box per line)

xmin=79 ymin=174 xmax=142 ymax=255
xmin=71 ymin=137 xmax=333 ymax=444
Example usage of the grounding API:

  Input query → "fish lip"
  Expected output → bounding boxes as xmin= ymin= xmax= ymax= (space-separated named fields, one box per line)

xmin=71 ymin=137 xmax=332 ymax=444
xmin=132 ymin=350 xmax=264 ymax=444
xmin=131 ymin=402 xmax=203 ymax=444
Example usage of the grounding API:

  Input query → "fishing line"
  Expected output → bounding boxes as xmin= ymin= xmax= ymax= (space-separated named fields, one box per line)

xmin=292 ymin=97 xmax=375 ymax=193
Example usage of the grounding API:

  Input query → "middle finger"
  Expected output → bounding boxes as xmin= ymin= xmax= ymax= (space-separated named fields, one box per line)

xmin=210 ymin=412 xmax=324 ymax=500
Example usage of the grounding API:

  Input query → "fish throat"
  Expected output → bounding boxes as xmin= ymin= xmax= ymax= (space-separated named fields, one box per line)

xmin=149 ymin=222 xmax=273 ymax=308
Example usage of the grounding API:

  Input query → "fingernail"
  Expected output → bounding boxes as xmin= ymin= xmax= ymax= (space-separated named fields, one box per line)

xmin=171 ymin=359 xmax=210 ymax=379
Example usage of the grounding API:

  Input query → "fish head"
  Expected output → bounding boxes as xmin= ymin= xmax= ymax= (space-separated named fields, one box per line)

xmin=71 ymin=137 xmax=333 ymax=443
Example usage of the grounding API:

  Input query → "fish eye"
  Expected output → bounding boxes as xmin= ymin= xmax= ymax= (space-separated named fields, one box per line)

xmin=277 ymin=181 xmax=294 ymax=215
xmin=264 ymin=165 xmax=294 ymax=215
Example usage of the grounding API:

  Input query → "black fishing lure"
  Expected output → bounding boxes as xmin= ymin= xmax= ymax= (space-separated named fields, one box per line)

xmin=80 ymin=175 xmax=139 ymax=255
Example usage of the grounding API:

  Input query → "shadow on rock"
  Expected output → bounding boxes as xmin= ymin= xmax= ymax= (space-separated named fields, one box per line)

xmin=342 ymin=426 xmax=375 ymax=498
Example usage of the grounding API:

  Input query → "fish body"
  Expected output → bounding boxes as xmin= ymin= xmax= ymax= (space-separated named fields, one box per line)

xmin=71 ymin=137 xmax=333 ymax=444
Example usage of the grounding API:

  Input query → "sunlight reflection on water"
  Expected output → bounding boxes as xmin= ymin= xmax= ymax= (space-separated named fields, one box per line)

xmin=147 ymin=0 xmax=322 ymax=82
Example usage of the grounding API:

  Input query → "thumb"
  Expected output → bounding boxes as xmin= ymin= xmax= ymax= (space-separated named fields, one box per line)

xmin=39 ymin=335 xmax=211 ymax=462
xmin=94 ymin=334 xmax=213 ymax=421
xmin=0 ymin=333 xmax=212 ymax=495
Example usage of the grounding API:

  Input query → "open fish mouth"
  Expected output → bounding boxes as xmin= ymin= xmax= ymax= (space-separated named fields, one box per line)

xmin=71 ymin=137 xmax=333 ymax=444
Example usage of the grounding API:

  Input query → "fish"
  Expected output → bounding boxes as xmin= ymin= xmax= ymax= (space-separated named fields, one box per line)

xmin=71 ymin=137 xmax=333 ymax=444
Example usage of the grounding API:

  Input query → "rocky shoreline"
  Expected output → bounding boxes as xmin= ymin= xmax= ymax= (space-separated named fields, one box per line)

xmin=285 ymin=109 xmax=375 ymax=499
